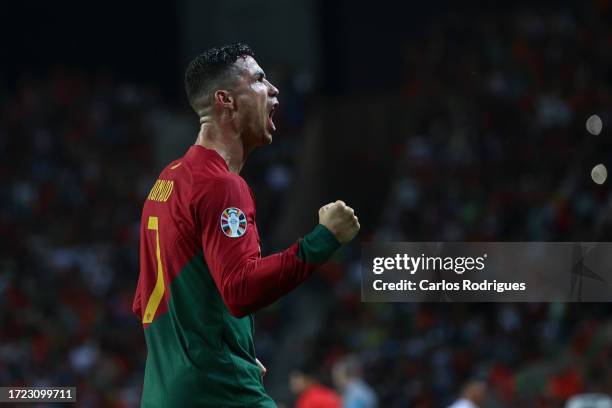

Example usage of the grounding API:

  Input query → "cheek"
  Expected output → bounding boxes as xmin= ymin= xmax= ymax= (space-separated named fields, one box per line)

xmin=236 ymin=98 xmax=255 ymax=123
xmin=250 ymin=86 xmax=268 ymax=109
xmin=236 ymin=91 xmax=266 ymax=129
xmin=239 ymin=94 xmax=261 ymax=116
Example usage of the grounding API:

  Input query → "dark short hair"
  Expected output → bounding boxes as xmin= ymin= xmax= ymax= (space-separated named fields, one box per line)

xmin=184 ymin=42 xmax=254 ymax=111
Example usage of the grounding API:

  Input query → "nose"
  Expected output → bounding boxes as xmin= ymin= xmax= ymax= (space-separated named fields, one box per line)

xmin=266 ymin=80 xmax=279 ymax=97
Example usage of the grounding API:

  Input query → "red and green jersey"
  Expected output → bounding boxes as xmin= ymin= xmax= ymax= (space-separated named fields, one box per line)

xmin=132 ymin=145 xmax=340 ymax=407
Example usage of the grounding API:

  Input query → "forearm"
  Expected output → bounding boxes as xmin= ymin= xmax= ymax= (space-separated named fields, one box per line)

xmin=220 ymin=225 xmax=340 ymax=317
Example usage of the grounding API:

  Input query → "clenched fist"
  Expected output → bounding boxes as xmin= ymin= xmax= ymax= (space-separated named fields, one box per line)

xmin=318 ymin=200 xmax=360 ymax=244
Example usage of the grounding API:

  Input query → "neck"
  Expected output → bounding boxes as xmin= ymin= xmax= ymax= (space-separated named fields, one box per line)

xmin=194 ymin=119 xmax=252 ymax=174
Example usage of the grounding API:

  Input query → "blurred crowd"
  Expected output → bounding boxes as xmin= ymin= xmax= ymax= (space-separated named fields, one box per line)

xmin=382 ymin=2 xmax=612 ymax=242
xmin=299 ymin=2 xmax=612 ymax=408
xmin=3 ymin=1 xmax=612 ymax=408
xmin=0 ymin=72 xmax=162 ymax=406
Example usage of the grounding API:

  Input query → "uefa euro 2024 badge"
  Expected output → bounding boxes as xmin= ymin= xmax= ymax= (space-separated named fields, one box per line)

xmin=220 ymin=207 xmax=247 ymax=238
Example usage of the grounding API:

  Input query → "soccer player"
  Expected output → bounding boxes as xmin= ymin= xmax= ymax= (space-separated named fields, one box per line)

xmin=132 ymin=42 xmax=360 ymax=407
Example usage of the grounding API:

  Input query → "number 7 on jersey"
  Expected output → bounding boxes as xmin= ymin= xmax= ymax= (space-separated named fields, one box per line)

xmin=143 ymin=216 xmax=165 ymax=323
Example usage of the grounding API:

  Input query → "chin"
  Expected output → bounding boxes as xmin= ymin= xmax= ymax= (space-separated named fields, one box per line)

xmin=262 ymin=131 xmax=273 ymax=145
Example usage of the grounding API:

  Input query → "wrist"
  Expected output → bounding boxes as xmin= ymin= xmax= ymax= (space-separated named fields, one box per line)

xmin=297 ymin=224 xmax=341 ymax=264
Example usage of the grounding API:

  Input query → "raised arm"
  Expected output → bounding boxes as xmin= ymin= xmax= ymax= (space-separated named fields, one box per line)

xmin=197 ymin=177 xmax=359 ymax=317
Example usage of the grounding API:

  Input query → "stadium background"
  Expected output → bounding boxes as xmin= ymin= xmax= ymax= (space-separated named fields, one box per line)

xmin=2 ymin=0 xmax=612 ymax=406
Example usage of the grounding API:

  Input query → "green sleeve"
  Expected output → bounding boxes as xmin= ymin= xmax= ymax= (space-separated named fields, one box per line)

xmin=297 ymin=224 xmax=341 ymax=264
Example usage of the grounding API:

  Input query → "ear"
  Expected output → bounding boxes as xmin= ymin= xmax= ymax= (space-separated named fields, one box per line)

xmin=214 ymin=90 xmax=234 ymax=110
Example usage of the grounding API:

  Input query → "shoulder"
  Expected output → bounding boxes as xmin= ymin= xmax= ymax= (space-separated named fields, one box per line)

xmin=192 ymin=173 xmax=252 ymax=207
xmin=204 ymin=173 xmax=249 ymax=195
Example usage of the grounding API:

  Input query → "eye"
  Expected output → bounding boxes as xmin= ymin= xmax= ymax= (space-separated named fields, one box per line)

xmin=257 ymin=74 xmax=265 ymax=82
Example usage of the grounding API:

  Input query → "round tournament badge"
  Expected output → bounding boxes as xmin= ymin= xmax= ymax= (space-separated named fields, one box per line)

xmin=220 ymin=207 xmax=247 ymax=238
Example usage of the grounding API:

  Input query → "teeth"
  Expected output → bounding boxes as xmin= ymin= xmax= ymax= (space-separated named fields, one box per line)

xmin=268 ymin=105 xmax=277 ymax=131
xmin=269 ymin=105 xmax=277 ymax=116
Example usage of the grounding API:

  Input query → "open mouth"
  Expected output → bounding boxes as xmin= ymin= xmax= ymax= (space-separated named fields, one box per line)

xmin=268 ymin=104 xmax=278 ymax=132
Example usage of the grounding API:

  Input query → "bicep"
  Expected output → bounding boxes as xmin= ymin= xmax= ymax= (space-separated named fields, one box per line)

xmin=196 ymin=177 xmax=260 ymax=289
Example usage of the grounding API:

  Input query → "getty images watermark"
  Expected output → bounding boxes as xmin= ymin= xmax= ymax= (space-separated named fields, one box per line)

xmin=371 ymin=252 xmax=526 ymax=293
xmin=362 ymin=243 xmax=612 ymax=302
